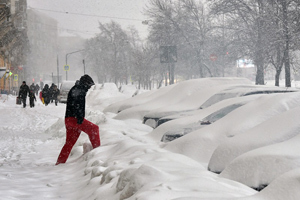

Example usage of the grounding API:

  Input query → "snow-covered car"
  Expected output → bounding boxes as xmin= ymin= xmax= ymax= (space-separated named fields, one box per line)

xmin=219 ymin=131 xmax=300 ymax=191
xmin=144 ymin=84 xmax=297 ymax=128
xmin=159 ymin=88 xmax=288 ymax=143
xmin=205 ymin=104 xmax=300 ymax=191
xmin=57 ymin=80 xmax=76 ymax=103
xmin=200 ymin=84 xmax=297 ymax=109
xmin=106 ymin=77 xmax=252 ymax=122
xmin=161 ymin=102 xmax=246 ymax=142
xmin=161 ymin=92 xmax=300 ymax=172
xmin=208 ymin=104 xmax=300 ymax=175
xmin=147 ymin=94 xmax=264 ymax=143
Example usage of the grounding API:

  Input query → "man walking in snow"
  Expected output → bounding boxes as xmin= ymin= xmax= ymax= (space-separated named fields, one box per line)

xmin=52 ymin=85 xmax=60 ymax=106
xmin=18 ymin=81 xmax=30 ymax=108
xmin=56 ymin=74 xmax=100 ymax=165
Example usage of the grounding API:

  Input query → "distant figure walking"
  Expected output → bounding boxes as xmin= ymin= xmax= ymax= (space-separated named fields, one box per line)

xmin=52 ymin=85 xmax=60 ymax=106
xmin=49 ymin=83 xmax=55 ymax=103
xmin=35 ymin=84 xmax=40 ymax=95
xmin=29 ymin=83 xmax=36 ymax=92
xmin=42 ymin=84 xmax=50 ymax=106
xmin=29 ymin=90 xmax=36 ymax=108
xmin=18 ymin=81 xmax=30 ymax=108
xmin=56 ymin=74 xmax=100 ymax=165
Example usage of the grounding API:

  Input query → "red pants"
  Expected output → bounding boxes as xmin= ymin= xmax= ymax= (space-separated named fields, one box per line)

xmin=56 ymin=117 xmax=100 ymax=165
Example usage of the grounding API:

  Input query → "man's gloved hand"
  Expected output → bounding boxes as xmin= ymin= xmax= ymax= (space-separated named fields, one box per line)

xmin=77 ymin=118 xmax=83 ymax=124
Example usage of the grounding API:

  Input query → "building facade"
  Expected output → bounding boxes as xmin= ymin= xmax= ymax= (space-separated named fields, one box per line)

xmin=0 ymin=0 xmax=29 ymax=93
xmin=26 ymin=9 xmax=58 ymax=85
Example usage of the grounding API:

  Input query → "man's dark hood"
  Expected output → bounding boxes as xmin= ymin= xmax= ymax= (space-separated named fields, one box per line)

xmin=79 ymin=74 xmax=95 ymax=91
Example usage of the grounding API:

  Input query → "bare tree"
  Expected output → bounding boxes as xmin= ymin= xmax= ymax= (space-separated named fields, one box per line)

xmin=209 ymin=0 xmax=300 ymax=86
xmin=145 ymin=0 xmax=243 ymax=80
xmin=209 ymin=0 xmax=272 ymax=85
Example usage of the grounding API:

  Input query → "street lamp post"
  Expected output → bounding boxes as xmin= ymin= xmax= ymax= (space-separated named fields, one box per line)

xmin=65 ymin=49 xmax=85 ymax=80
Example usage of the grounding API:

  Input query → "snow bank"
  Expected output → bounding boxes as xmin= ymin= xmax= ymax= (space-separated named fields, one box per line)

xmin=86 ymin=83 xmax=135 ymax=111
xmin=81 ymin=136 xmax=256 ymax=200
xmin=118 ymin=84 xmax=140 ymax=96
xmin=103 ymin=87 xmax=167 ymax=114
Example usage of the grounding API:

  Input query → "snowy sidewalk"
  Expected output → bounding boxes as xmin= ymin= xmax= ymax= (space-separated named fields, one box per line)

xmin=0 ymin=97 xmax=72 ymax=199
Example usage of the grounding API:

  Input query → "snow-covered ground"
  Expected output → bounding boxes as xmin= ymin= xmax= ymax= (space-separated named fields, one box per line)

xmin=1 ymin=79 xmax=300 ymax=199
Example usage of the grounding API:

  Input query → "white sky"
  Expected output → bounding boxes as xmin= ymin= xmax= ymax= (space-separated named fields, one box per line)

xmin=27 ymin=0 xmax=150 ymax=39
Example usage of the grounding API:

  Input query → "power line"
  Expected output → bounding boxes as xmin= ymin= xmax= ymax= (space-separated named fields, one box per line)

xmin=26 ymin=18 xmax=99 ymax=36
xmin=28 ymin=7 xmax=143 ymax=22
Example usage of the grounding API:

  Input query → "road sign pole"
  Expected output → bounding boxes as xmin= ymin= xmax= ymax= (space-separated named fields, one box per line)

xmin=168 ymin=63 xmax=171 ymax=85
xmin=66 ymin=55 xmax=68 ymax=81
xmin=65 ymin=49 xmax=85 ymax=81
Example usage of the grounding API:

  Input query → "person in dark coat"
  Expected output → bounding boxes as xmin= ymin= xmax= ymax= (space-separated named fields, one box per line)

xmin=35 ymin=84 xmax=40 ymax=95
xmin=49 ymin=83 xmax=55 ymax=103
xmin=29 ymin=89 xmax=36 ymax=108
xmin=52 ymin=85 xmax=60 ymax=106
xmin=42 ymin=84 xmax=51 ymax=106
xmin=18 ymin=81 xmax=30 ymax=108
xmin=56 ymin=74 xmax=100 ymax=165
xmin=29 ymin=83 xmax=36 ymax=92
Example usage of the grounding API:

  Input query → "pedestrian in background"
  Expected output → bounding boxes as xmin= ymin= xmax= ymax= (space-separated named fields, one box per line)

xmin=52 ymin=85 xmax=60 ymax=106
xmin=56 ymin=74 xmax=100 ymax=165
xmin=30 ymin=83 xmax=36 ymax=92
xmin=35 ymin=84 xmax=40 ymax=96
xmin=29 ymin=89 xmax=36 ymax=108
xmin=18 ymin=81 xmax=30 ymax=108
xmin=42 ymin=84 xmax=50 ymax=106
xmin=49 ymin=83 xmax=55 ymax=103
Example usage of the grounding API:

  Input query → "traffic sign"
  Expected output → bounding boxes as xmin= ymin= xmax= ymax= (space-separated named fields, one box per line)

xmin=13 ymin=74 xmax=18 ymax=81
xmin=64 ymin=65 xmax=70 ymax=71
xmin=160 ymin=46 xmax=177 ymax=63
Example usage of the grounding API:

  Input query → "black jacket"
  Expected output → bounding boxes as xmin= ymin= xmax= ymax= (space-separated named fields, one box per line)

xmin=52 ymin=88 xmax=60 ymax=99
xmin=30 ymin=84 xmax=36 ymax=92
xmin=42 ymin=84 xmax=51 ymax=104
xmin=42 ymin=85 xmax=50 ymax=98
xmin=65 ymin=80 xmax=89 ymax=124
xmin=19 ymin=84 xmax=30 ymax=98
xmin=29 ymin=91 xmax=36 ymax=100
